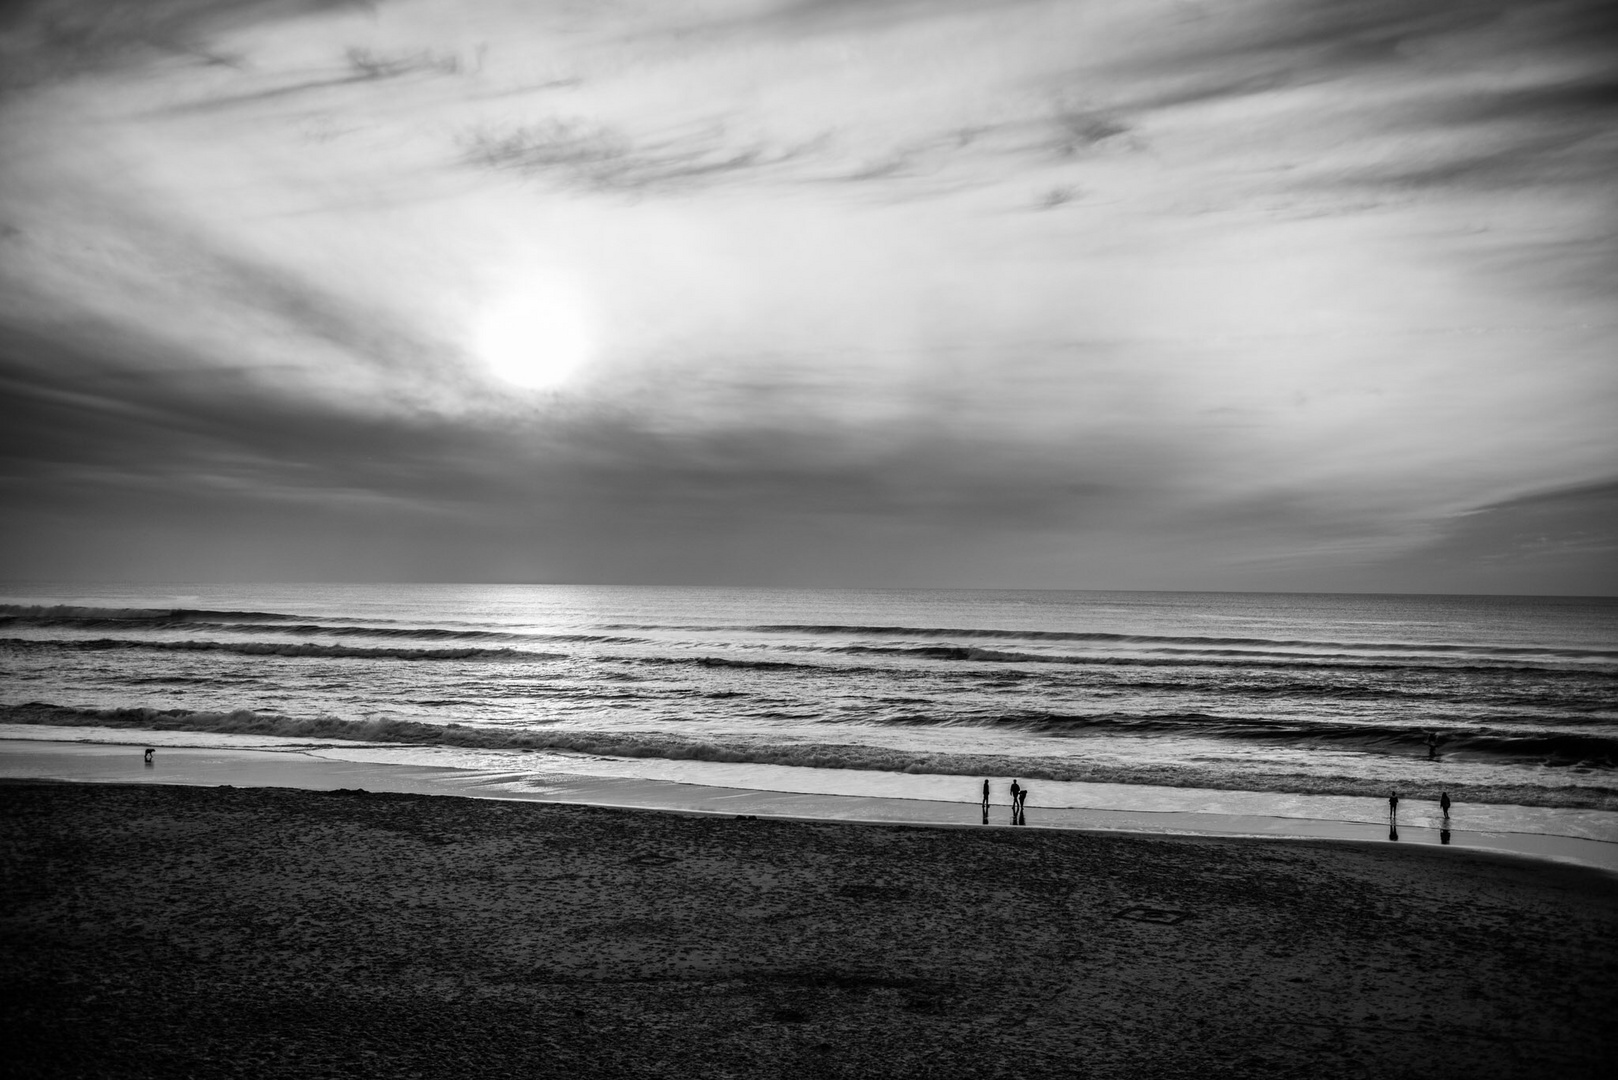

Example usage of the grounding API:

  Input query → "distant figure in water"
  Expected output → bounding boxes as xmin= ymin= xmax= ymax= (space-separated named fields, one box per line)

xmin=1427 ymin=732 xmax=1439 ymax=760
xmin=143 ymin=748 xmax=154 ymax=764
xmin=1440 ymin=791 xmax=1451 ymax=819
xmin=1388 ymin=791 xmax=1400 ymax=829
xmin=1009 ymin=780 xmax=1021 ymax=824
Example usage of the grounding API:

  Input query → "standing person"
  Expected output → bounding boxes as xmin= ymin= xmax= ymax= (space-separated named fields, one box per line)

xmin=1388 ymin=791 xmax=1400 ymax=828
xmin=981 ymin=779 xmax=991 ymax=825
xmin=1440 ymin=791 xmax=1451 ymax=819
xmin=1009 ymin=779 xmax=1021 ymax=825
xmin=1016 ymin=783 xmax=1029 ymax=826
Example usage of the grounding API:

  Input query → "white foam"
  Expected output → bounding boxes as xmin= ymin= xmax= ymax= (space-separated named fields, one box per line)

xmin=7 ymin=727 xmax=1615 ymax=848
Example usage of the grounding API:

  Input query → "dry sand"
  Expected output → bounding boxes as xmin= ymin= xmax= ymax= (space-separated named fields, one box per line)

xmin=3 ymin=780 xmax=1615 ymax=1079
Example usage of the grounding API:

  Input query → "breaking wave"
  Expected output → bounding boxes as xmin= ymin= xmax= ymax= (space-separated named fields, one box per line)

xmin=0 ymin=604 xmax=297 ymax=629
xmin=956 ymin=710 xmax=1618 ymax=763
xmin=0 ymin=637 xmax=552 ymax=662
xmin=604 ymin=621 xmax=1618 ymax=661
xmin=828 ymin=643 xmax=1616 ymax=676
xmin=5 ymin=701 xmax=1614 ymax=812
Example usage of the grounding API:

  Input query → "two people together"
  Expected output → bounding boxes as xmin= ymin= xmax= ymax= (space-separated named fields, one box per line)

xmin=982 ymin=777 xmax=1028 ymax=825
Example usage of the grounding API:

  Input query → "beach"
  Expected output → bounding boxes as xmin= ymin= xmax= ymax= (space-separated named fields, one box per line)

xmin=4 ymin=780 xmax=1615 ymax=1079
xmin=6 ymin=587 xmax=1615 ymax=823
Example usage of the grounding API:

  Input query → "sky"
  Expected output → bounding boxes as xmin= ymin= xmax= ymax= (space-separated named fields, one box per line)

xmin=1 ymin=0 xmax=1614 ymax=593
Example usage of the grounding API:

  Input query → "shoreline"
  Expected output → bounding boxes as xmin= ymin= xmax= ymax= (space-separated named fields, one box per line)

xmin=7 ymin=703 xmax=1614 ymax=815
xmin=6 ymin=735 xmax=1615 ymax=874
xmin=4 ymin=778 xmax=1615 ymax=1079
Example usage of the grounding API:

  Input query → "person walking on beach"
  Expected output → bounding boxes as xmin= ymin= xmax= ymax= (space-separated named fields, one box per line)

xmin=1015 ymin=783 xmax=1029 ymax=826
xmin=982 ymin=778 xmax=991 ymax=824
xmin=1009 ymin=780 xmax=1021 ymax=824
xmin=1388 ymin=790 xmax=1400 ymax=828
xmin=1440 ymin=791 xmax=1451 ymax=819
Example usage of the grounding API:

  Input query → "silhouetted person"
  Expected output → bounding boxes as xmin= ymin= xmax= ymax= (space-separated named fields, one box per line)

xmin=1440 ymin=791 xmax=1451 ymax=819
xmin=1388 ymin=790 xmax=1399 ymax=829
xmin=1016 ymin=784 xmax=1029 ymax=826
xmin=1009 ymin=780 xmax=1020 ymax=824
xmin=982 ymin=779 xmax=990 ymax=824
xmin=143 ymin=748 xmax=154 ymax=764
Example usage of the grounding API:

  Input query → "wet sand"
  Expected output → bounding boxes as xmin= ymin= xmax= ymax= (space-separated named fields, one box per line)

xmin=6 ymin=738 xmax=1614 ymax=872
xmin=4 ymin=780 xmax=1616 ymax=1079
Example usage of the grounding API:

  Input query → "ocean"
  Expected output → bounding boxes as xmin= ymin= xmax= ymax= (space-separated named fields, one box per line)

xmin=2 ymin=584 xmax=1615 ymax=822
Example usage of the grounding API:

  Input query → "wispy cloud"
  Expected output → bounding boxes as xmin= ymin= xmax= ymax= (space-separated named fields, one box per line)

xmin=464 ymin=117 xmax=817 ymax=194
xmin=0 ymin=0 xmax=374 ymax=90
xmin=2 ymin=0 xmax=1614 ymax=590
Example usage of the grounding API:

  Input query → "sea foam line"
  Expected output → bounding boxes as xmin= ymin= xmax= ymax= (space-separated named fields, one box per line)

xmin=4 ymin=702 xmax=1614 ymax=812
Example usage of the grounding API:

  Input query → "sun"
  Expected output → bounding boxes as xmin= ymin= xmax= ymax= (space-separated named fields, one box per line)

xmin=474 ymin=280 xmax=595 ymax=390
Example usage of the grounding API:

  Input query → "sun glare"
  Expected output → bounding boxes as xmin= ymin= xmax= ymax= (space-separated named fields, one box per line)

xmin=475 ymin=282 xmax=595 ymax=390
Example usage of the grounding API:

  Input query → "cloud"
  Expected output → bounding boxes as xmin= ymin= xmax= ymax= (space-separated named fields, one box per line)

xmin=1332 ymin=478 xmax=1618 ymax=595
xmin=0 ymin=292 xmax=1214 ymax=587
xmin=463 ymin=117 xmax=816 ymax=194
xmin=1092 ymin=0 xmax=1617 ymax=206
xmin=147 ymin=44 xmax=471 ymax=117
xmin=0 ymin=0 xmax=375 ymax=90
xmin=1 ymin=0 xmax=1615 ymax=590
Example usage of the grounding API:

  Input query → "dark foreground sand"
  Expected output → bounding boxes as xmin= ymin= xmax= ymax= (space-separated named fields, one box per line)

xmin=3 ymin=781 xmax=1615 ymax=1080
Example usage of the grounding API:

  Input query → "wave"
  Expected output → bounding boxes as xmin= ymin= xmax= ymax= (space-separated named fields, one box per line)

xmin=1029 ymin=713 xmax=1613 ymax=763
xmin=602 ymin=620 xmax=1618 ymax=661
xmin=11 ymin=606 xmax=1612 ymax=668
xmin=190 ymin=622 xmax=533 ymax=641
xmin=10 ymin=631 xmax=1604 ymax=680
xmin=639 ymin=655 xmax=835 ymax=672
xmin=829 ymin=643 xmax=1617 ymax=677
xmin=0 ymin=605 xmax=645 ymax=646
xmin=0 ymin=604 xmax=298 ymax=629
xmin=0 ymin=637 xmax=553 ymax=662
xmin=176 ymin=622 xmax=645 ymax=645
xmin=847 ymin=708 xmax=1617 ymax=764
xmin=1025 ymin=674 xmax=1579 ymax=707
xmin=5 ymin=701 xmax=1614 ymax=811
